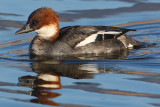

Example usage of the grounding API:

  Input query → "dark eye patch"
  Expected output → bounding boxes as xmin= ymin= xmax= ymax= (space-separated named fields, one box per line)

xmin=30 ymin=19 xmax=40 ymax=29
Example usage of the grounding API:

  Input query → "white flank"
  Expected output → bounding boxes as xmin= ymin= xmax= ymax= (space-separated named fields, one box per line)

xmin=38 ymin=74 xmax=59 ymax=82
xmin=35 ymin=24 xmax=58 ymax=40
xmin=76 ymin=31 xmax=122 ymax=47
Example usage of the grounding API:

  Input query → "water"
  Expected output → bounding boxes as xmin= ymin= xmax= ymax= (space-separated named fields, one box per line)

xmin=1 ymin=0 xmax=160 ymax=107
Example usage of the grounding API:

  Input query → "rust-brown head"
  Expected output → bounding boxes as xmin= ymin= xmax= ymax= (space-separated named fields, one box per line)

xmin=16 ymin=7 xmax=59 ymax=41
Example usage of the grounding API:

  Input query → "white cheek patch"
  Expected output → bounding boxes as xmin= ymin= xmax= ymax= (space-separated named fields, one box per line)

xmin=76 ymin=31 xmax=122 ymax=47
xmin=35 ymin=24 xmax=58 ymax=40
xmin=38 ymin=84 xmax=60 ymax=88
xmin=38 ymin=74 xmax=59 ymax=82
xmin=37 ymin=74 xmax=60 ymax=89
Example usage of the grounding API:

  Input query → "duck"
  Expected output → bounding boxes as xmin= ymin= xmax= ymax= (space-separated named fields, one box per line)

xmin=15 ymin=7 xmax=145 ymax=57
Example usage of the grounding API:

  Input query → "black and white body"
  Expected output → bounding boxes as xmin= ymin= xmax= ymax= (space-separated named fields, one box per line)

xmin=15 ymin=7 xmax=145 ymax=57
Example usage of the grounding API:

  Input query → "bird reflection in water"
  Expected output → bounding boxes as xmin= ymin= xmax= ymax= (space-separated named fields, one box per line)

xmin=18 ymin=61 xmax=62 ymax=106
xmin=18 ymin=51 xmax=128 ymax=106
xmin=18 ymin=60 xmax=103 ymax=106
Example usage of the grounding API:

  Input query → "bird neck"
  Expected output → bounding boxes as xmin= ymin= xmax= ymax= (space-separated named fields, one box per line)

xmin=35 ymin=23 xmax=59 ymax=42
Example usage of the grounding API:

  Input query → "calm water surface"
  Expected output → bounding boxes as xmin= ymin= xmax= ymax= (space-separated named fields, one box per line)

xmin=1 ymin=0 xmax=160 ymax=107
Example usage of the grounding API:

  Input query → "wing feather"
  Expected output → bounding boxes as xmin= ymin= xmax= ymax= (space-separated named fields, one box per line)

xmin=58 ymin=26 xmax=135 ymax=48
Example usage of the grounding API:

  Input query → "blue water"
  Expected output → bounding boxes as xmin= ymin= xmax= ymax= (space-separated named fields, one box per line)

xmin=1 ymin=0 xmax=160 ymax=107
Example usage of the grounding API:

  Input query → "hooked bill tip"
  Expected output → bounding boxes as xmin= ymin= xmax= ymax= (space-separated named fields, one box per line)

xmin=15 ymin=29 xmax=23 ymax=35
xmin=15 ymin=31 xmax=20 ymax=35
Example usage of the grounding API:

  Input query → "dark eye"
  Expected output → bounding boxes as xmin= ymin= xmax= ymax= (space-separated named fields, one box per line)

xmin=30 ymin=19 xmax=40 ymax=28
xmin=32 ymin=19 xmax=39 ymax=24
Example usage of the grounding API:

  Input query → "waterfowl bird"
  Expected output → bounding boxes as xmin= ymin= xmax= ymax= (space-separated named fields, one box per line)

xmin=16 ymin=7 xmax=144 ymax=57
